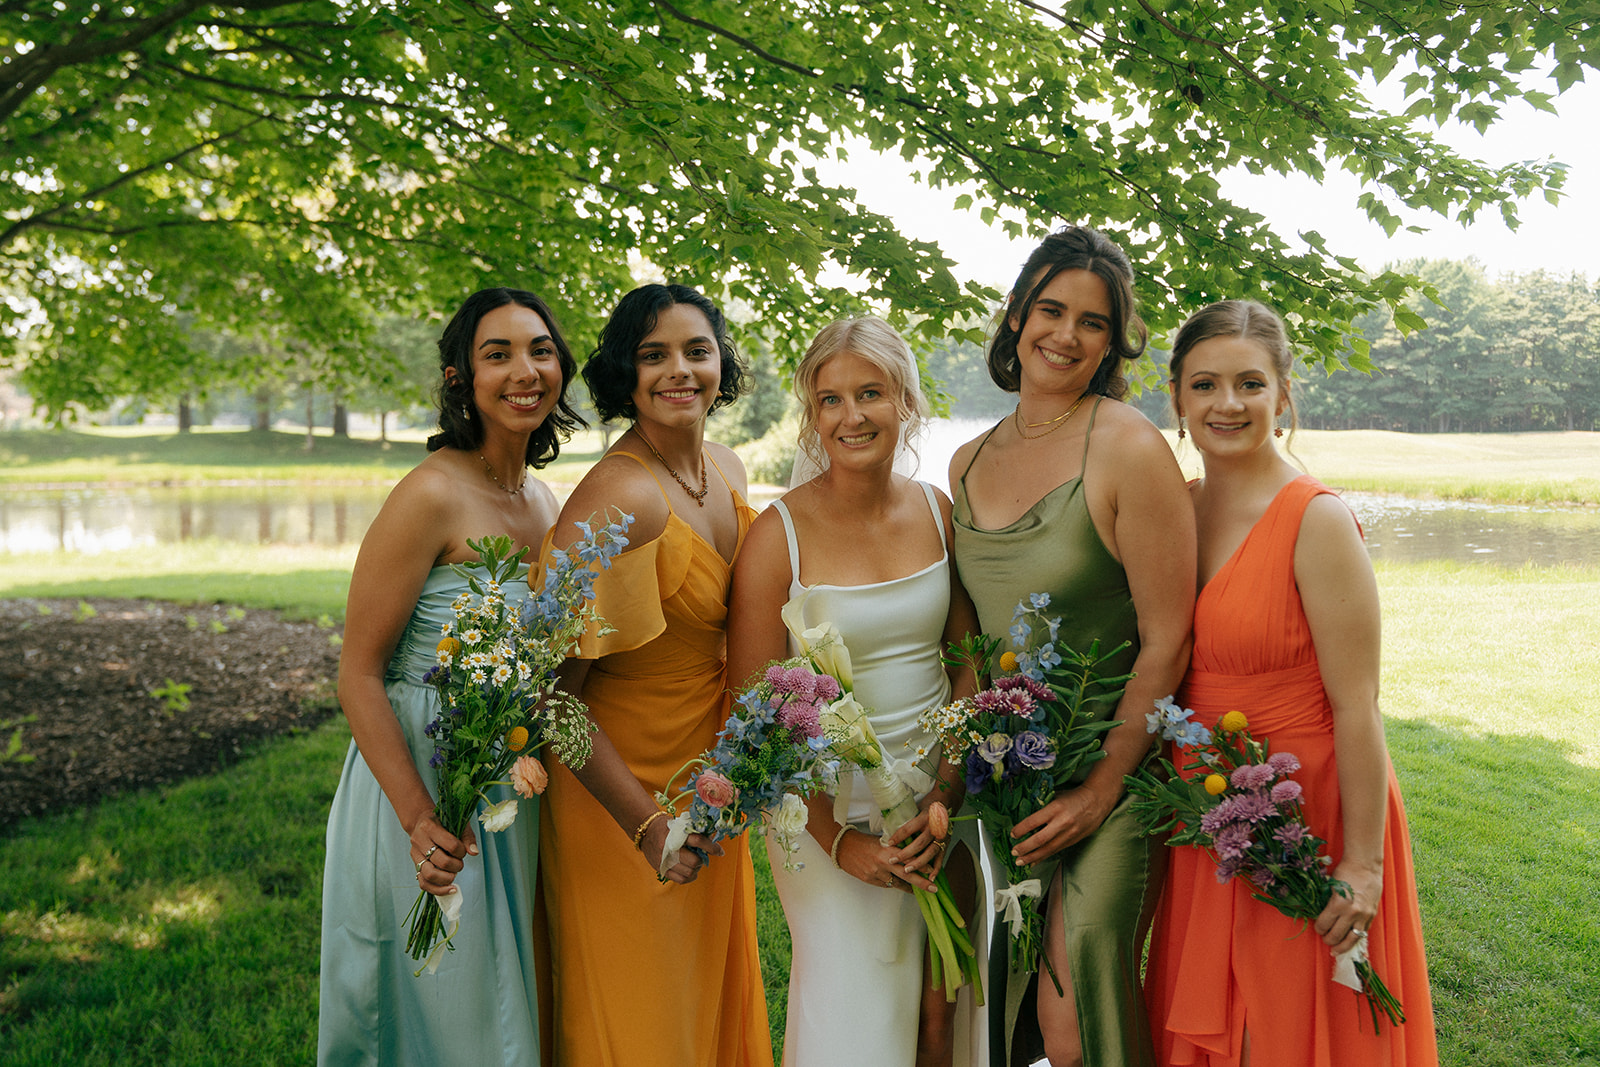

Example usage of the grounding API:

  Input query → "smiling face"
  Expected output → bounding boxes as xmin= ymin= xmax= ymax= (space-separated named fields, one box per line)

xmin=466 ymin=303 xmax=562 ymax=435
xmin=1011 ymin=268 xmax=1114 ymax=400
xmin=811 ymin=352 xmax=904 ymax=472
xmin=1174 ymin=334 xmax=1289 ymax=458
xmin=629 ymin=302 xmax=721 ymax=429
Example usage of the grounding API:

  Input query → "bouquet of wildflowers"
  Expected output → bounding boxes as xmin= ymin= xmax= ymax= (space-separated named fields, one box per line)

xmin=784 ymin=607 xmax=983 ymax=1005
xmin=654 ymin=657 xmax=836 ymax=876
xmin=407 ymin=514 xmax=631 ymax=972
xmin=1125 ymin=699 xmax=1406 ymax=1030
xmin=920 ymin=594 xmax=1129 ymax=993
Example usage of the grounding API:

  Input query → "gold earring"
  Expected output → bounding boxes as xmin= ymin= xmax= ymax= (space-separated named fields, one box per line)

xmin=1274 ymin=424 xmax=1284 ymax=438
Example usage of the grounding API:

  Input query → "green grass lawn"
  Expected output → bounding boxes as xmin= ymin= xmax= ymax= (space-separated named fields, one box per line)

xmin=2 ymin=547 xmax=1597 ymax=1063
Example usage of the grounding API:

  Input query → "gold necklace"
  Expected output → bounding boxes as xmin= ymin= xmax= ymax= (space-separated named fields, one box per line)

xmin=1014 ymin=393 xmax=1089 ymax=440
xmin=476 ymin=452 xmax=527 ymax=495
xmin=636 ymin=433 xmax=708 ymax=506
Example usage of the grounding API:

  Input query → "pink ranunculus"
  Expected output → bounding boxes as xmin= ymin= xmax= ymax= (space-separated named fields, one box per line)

xmin=695 ymin=770 xmax=738 ymax=809
xmin=511 ymin=755 xmax=548 ymax=798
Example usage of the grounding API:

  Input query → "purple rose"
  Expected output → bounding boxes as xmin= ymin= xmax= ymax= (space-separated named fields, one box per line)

xmin=976 ymin=732 xmax=1013 ymax=768
xmin=1012 ymin=730 xmax=1057 ymax=771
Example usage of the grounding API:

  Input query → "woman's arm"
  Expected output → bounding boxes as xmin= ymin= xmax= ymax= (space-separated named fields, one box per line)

xmin=337 ymin=467 xmax=475 ymax=897
xmin=725 ymin=507 xmax=793 ymax=689
xmin=1009 ymin=420 xmax=1196 ymax=866
xmin=547 ymin=460 xmax=718 ymax=884
xmin=1297 ymin=493 xmax=1389 ymax=954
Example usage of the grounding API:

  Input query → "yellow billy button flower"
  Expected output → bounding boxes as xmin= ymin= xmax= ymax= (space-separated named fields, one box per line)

xmin=1219 ymin=710 xmax=1249 ymax=734
xmin=505 ymin=726 xmax=530 ymax=753
xmin=437 ymin=636 xmax=462 ymax=658
xmin=999 ymin=651 xmax=1019 ymax=673
xmin=1204 ymin=774 xmax=1229 ymax=796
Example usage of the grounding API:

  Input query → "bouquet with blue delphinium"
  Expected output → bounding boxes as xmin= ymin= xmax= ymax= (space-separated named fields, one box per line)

xmin=1126 ymin=698 xmax=1405 ymax=1031
xmin=655 ymin=657 xmax=838 ymax=877
xmin=920 ymin=594 xmax=1129 ymax=992
xmin=408 ymin=512 xmax=631 ymax=972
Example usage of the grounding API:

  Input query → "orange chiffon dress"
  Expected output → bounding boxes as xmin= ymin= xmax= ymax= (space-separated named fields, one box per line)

xmin=538 ymin=457 xmax=772 ymax=1067
xmin=1144 ymin=475 xmax=1438 ymax=1066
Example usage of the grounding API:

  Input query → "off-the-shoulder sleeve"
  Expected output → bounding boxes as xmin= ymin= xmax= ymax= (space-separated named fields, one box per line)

xmin=532 ymin=520 xmax=692 ymax=660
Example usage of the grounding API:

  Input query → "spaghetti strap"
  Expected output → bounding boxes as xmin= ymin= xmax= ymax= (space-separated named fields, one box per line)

xmin=957 ymin=422 xmax=1004 ymax=499
xmin=1081 ymin=395 xmax=1104 ymax=470
xmin=611 ymin=449 xmax=672 ymax=506
xmin=705 ymin=449 xmax=736 ymax=494
xmin=916 ymin=480 xmax=949 ymax=553
xmin=771 ymin=499 xmax=803 ymax=583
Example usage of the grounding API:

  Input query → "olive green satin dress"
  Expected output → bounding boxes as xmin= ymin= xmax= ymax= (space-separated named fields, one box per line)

xmin=951 ymin=400 xmax=1163 ymax=1067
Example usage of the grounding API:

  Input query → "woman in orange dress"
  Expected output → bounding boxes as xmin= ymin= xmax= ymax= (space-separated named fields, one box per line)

xmin=537 ymin=284 xmax=772 ymax=1066
xmin=1144 ymin=300 xmax=1437 ymax=1066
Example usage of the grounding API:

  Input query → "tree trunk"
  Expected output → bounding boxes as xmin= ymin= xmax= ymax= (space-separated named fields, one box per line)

xmin=253 ymin=387 xmax=273 ymax=432
xmin=380 ymin=411 xmax=389 ymax=445
xmin=332 ymin=401 xmax=349 ymax=437
xmin=304 ymin=385 xmax=315 ymax=452
xmin=177 ymin=395 xmax=192 ymax=433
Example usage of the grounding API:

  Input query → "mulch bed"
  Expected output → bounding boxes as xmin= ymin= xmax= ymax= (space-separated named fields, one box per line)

xmin=0 ymin=597 xmax=343 ymax=833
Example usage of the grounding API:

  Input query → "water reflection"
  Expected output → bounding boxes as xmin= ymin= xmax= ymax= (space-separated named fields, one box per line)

xmin=0 ymin=486 xmax=389 ymax=553
xmin=1 ymin=482 xmax=1596 ymax=568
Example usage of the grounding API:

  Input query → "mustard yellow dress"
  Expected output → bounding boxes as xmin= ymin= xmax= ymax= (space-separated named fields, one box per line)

xmin=537 ymin=455 xmax=772 ymax=1067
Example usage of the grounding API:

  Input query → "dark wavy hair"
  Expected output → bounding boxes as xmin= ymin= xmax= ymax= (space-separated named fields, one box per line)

xmin=581 ymin=283 xmax=748 ymax=423
xmin=987 ymin=224 xmax=1148 ymax=400
xmin=426 ymin=287 xmax=583 ymax=468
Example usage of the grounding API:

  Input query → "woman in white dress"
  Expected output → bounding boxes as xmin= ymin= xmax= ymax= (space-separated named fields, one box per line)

xmin=728 ymin=317 xmax=986 ymax=1067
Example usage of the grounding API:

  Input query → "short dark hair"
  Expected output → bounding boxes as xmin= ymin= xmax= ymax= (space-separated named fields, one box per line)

xmin=582 ymin=284 xmax=748 ymax=423
xmin=987 ymin=225 xmax=1148 ymax=400
xmin=426 ymin=287 xmax=583 ymax=468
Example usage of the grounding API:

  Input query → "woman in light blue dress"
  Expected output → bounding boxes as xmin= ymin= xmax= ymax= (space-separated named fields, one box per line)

xmin=318 ymin=288 xmax=582 ymax=1066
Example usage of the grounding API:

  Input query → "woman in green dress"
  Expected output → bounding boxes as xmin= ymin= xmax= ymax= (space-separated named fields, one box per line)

xmin=319 ymin=288 xmax=581 ymax=1065
xmin=948 ymin=226 xmax=1195 ymax=1067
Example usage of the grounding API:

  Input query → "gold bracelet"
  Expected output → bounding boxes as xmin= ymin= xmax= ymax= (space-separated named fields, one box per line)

xmin=829 ymin=824 xmax=854 ymax=869
xmin=632 ymin=809 xmax=669 ymax=851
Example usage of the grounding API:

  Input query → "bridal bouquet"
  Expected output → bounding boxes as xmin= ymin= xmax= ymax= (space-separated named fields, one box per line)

xmin=1125 ymin=698 xmax=1406 ymax=1030
xmin=654 ymin=657 xmax=835 ymax=875
xmin=407 ymin=514 xmax=631 ymax=972
xmin=920 ymin=594 xmax=1129 ymax=993
xmin=786 ymin=605 xmax=983 ymax=1005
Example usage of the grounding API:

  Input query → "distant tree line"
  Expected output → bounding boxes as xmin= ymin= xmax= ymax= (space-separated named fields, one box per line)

xmin=1294 ymin=259 xmax=1600 ymax=433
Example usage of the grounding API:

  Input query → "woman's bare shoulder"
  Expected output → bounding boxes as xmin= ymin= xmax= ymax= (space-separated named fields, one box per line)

xmin=557 ymin=450 xmax=668 ymax=547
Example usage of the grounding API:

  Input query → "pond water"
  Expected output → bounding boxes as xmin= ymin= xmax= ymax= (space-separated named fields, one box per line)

xmin=3 ymin=480 xmax=1597 ymax=568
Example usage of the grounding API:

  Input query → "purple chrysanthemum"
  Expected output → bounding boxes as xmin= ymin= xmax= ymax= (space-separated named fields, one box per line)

xmin=1200 ymin=797 xmax=1242 ymax=835
xmin=1267 ymin=751 xmax=1302 ymax=775
xmin=813 ymin=674 xmax=841 ymax=702
xmin=999 ymin=689 xmax=1036 ymax=717
xmin=995 ymin=675 xmax=1055 ymax=703
xmin=777 ymin=699 xmax=822 ymax=739
xmin=1272 ymin=823 xmax=1312 ymax=849
xmin=973 ymin=690 xmax=1010 ymax=714
xmin=1231 ymin=791 xmax=1277 ymax=824
xmin=783 ymin=667 xmax=818 ymax=702
xmin=1214 ymin=823 xmax=1253 ymax=860
xmin=1270 ymin=780 xmax=1303 ymax=806
xmin=1230 ymin=763 xmax=1276 ymax=790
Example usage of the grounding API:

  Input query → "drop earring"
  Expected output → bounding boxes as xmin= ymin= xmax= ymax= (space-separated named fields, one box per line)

xmin=1177 ymin=417 xmax=1186 ymax=440
xmin=1274 ymin=423 xmax=1284 ymax=438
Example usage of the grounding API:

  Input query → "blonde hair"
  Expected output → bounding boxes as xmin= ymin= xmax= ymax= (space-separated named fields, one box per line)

xmin=793 ymin=317 xmax=928 ymax=474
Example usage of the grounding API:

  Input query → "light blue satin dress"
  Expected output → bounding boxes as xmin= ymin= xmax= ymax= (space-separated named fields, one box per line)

xmin=318 ymin=567 xmax=540 ymax=1066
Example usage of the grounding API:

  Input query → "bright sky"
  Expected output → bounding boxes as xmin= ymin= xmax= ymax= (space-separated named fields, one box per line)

xmin=817 ymin=73 xmax=1598 ymax=294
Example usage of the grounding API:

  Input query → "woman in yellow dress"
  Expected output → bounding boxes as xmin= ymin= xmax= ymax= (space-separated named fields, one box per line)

xmin=538 ymin=284 xmax=773 ymax=1066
